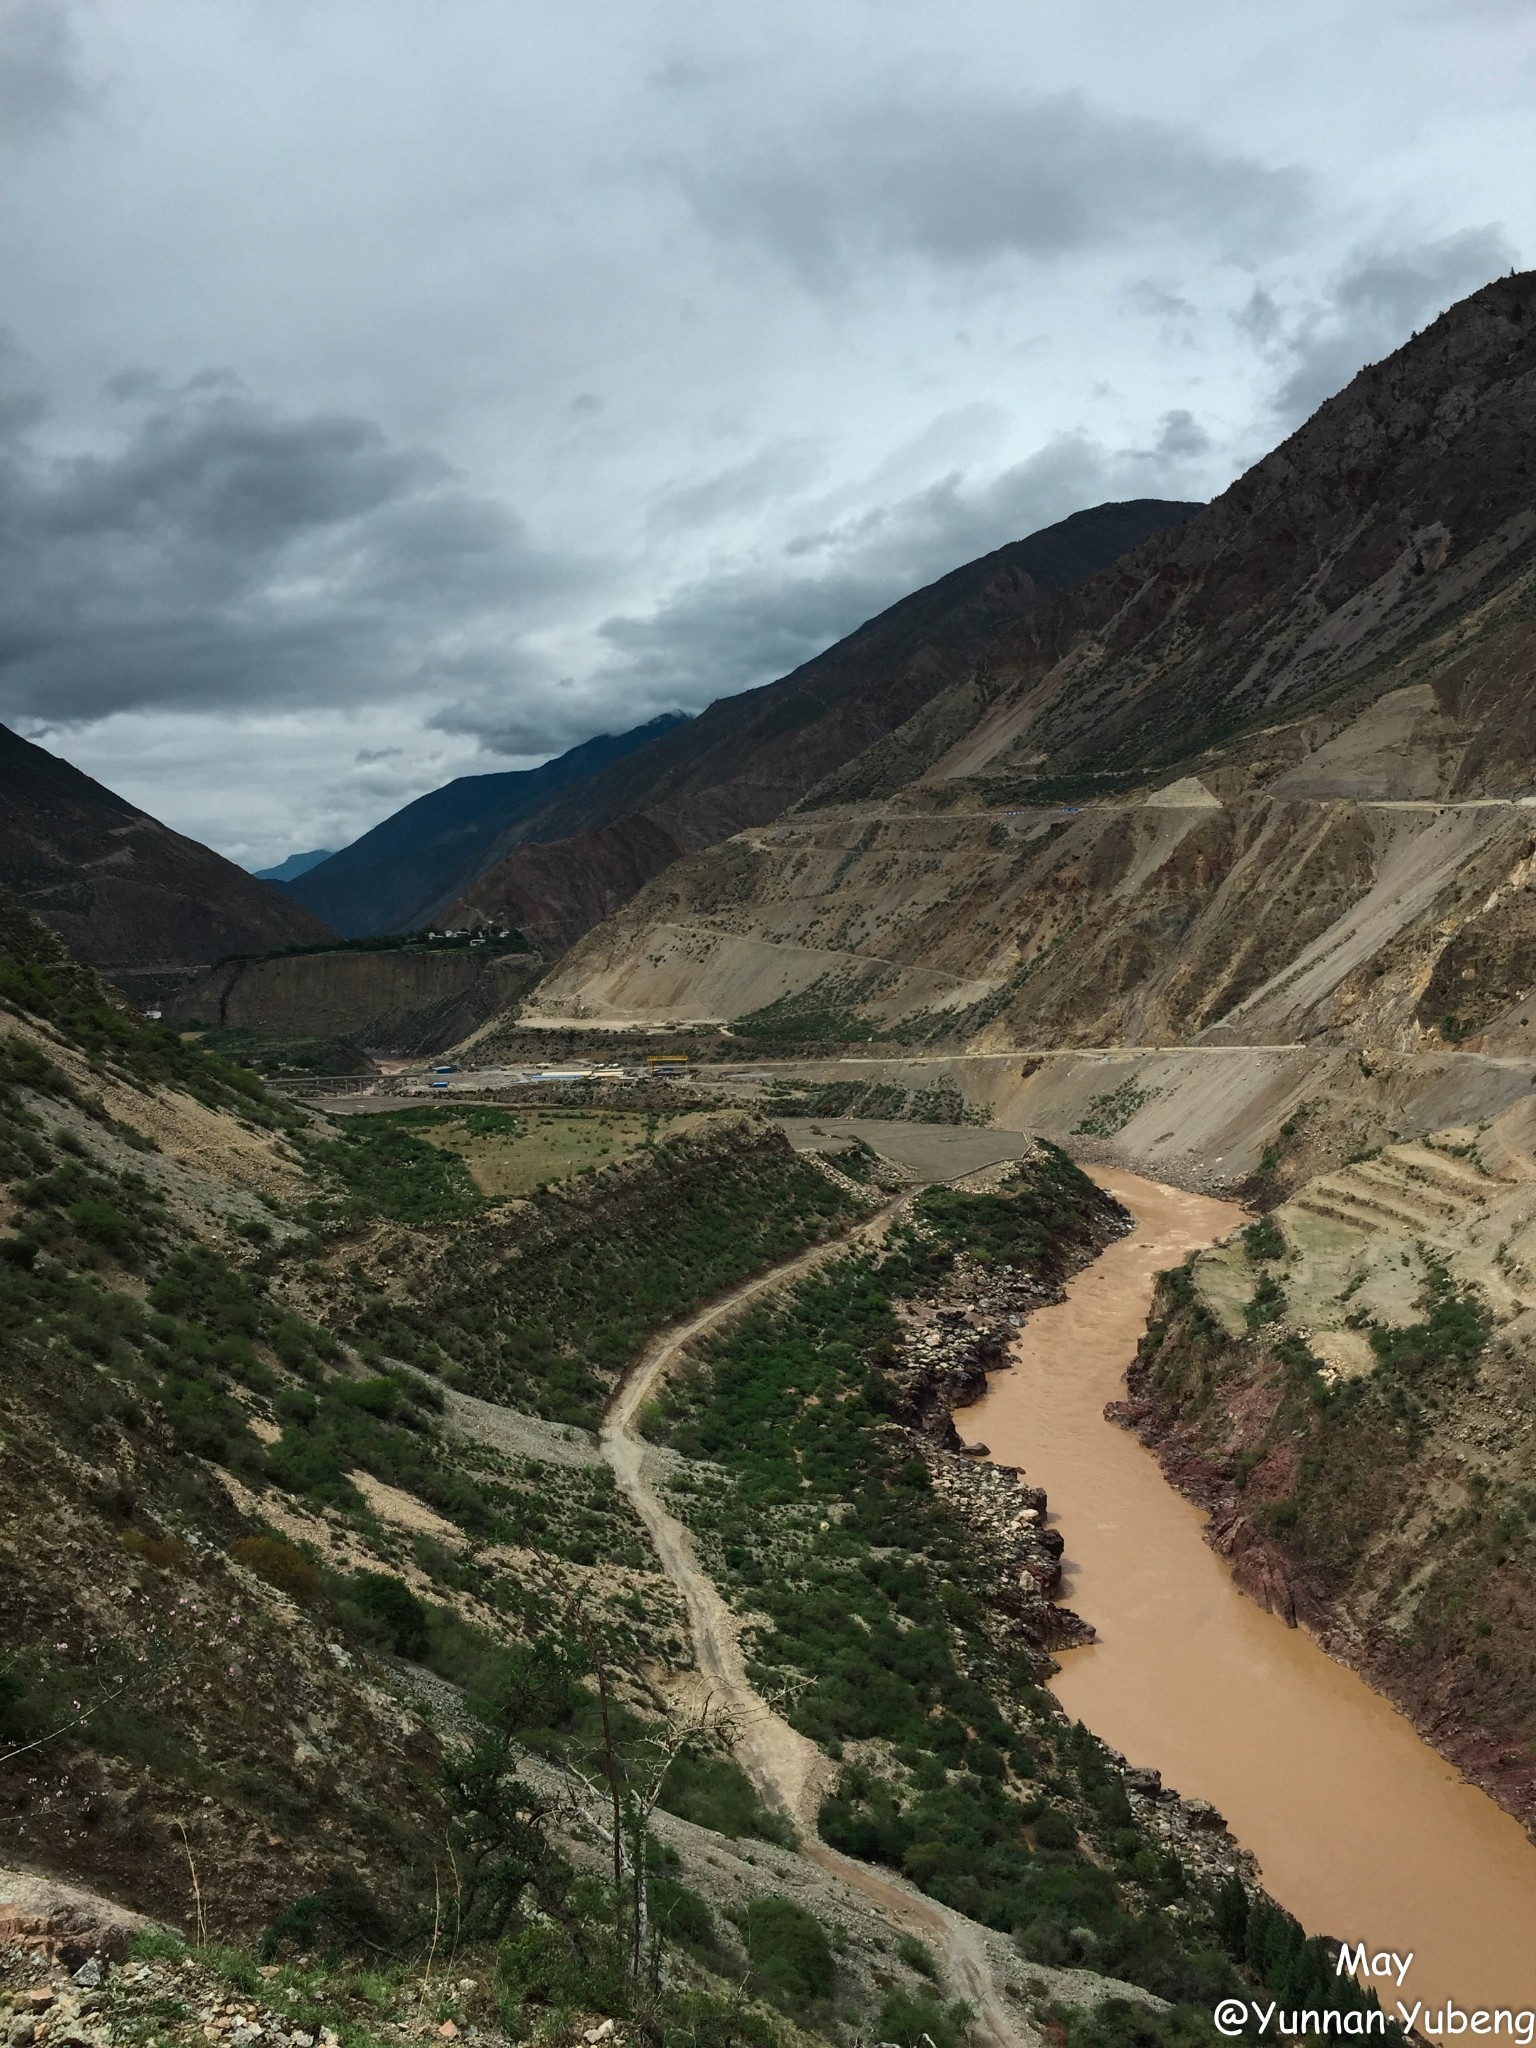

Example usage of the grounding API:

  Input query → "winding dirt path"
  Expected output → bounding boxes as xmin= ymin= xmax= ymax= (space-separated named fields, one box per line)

xmin=600 ymin=1196 xmax=1031 ymax=2047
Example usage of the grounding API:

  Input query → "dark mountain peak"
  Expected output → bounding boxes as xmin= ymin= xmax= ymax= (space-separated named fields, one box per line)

xmin=253 ymin=848 xmax=333 ymax=883
xmin=0 ymin=723 xmax=335 ymax=994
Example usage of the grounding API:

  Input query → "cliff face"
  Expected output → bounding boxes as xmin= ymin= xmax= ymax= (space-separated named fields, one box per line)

xmin=532 ymin=274 xmax=1536 ymax=1057
xmin=0 ymin=724 xmax=335 ymax=992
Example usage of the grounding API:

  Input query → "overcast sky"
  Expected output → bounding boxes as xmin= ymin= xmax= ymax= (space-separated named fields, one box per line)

xmin=1 ymin=0 xmax=1530 ymax=866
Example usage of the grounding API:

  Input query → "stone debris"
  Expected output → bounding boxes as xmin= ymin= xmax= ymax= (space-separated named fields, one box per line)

xmin=1098 ymin=1751 xmax=1259 ymax=1888
xmin=0 ymin=1947 xmax=531 ymax=2048
xmin=882 ymin=1255 xmax=1097 ymax=1652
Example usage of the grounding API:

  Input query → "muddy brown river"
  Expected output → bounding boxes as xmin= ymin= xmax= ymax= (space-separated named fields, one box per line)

xmin=958 ymin=1166 xmax=1536 ymax=2017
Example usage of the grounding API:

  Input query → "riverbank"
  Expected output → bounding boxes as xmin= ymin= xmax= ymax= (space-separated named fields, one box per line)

xmin=956 ymin=1167 xmax=1536 ymax=2016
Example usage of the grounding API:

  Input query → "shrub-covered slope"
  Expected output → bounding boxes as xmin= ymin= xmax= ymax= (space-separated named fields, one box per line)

xmin=0 ymin=891 xmax=863 ymax=2015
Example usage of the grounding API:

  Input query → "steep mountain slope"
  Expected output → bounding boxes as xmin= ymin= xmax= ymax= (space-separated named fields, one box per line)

xmin=252 ymin=848 xmax=332 ymax=882
xmin=281 ymin=712 xmax=689 ymax=936
xmin=0 ymin=724 xmax=335 ymax=999
xmin=819 ymin=271 xmax=1536 ymax=808
xmin=439 ymin=499 xmax=1198 ymax=947
xmin=165 ymin=936 xmax=545 ymax=1056
xmin=532 ymin=273 xmax=1536 ymax=1055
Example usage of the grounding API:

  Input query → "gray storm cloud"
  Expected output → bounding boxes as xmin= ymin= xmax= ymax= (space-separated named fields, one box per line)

xmin=674 ymin=89 xmax=1312 ymax=281
xmin=0 ymin=0 xmax=93 ymax=142
xmin=1246 ymin=227 xmax=1521 ymax=425
xmin=0 ymin=358 xmax=581 ymax=736
xmin=0 ymin=0 xmax=1527 ymax=861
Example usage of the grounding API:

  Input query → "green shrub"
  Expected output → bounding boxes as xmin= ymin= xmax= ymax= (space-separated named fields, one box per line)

xmin=647 ymin=1877 xmax=716 ymax=1954
xmin=1244 ymin=1274 xmax=1285 ymax=1330
xmin=259 ymin=1873 xmax=395 ymax=1961
xmin=657 ymin=1748 xmax=794 ymax=1845
xmin=1369 ymin=1262 xmax=1488 ymax=1375
xmin=739 ymin=1895 xmax=835 ymax=2011
xmin=876 ymin=1983 xmax=975 ymax=2048
xmin=895 ymin=1933 xmax=939 ymax=1980
xmin=1242 ymin=1215 xmax=1285 ymax=1262
xmin=67 ymin=1197 xmax=136 ymax=1252
xmin=348 ymin=1570 xmax=431 ymax=1659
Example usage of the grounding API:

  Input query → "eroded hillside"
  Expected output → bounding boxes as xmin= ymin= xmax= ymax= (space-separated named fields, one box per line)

xmin=1121 ymin=1093 xmax=1536 ymax=1833
xmin=528 ymin=275 xmax=1536 ymax=1091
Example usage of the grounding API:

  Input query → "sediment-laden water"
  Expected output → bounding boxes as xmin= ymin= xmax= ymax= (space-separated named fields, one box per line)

xmin=959 ymin=1166 xmax=1536 ymax=2015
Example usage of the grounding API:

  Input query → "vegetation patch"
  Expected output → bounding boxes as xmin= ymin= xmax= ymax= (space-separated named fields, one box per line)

xmin=407 ymin=1103 xmax=707 ymax=1198
xmin=762 ymin=1077 xmax=988 ymax=1125
xmin=732 ymin=969 xmax=895 ymax=1045
xmin=324 ymin=1118 xmax=871 ymax=1426
xmin=1073 ymin=1080 xmax=1160 ymax=1139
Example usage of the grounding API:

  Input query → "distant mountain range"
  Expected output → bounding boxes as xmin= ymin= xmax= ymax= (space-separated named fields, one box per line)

xmin=253 ymin=848 xmax=333 ymax=883
xmin=278 ymin=714 xmax=691 ymax=937
xmin=286 ymin=498 xmax=1198 ymax=953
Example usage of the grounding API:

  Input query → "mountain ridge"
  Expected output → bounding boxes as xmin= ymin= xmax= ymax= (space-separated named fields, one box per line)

xmin=281 ymin=712 xmax=692 ymax=936
xmin=0 ymin=723 xmax=336 ymax=997
xmin=529 ymin=272 xmax=1536 ymax=1055
xmin=437 ymin=497 xmax=1199 ymax=946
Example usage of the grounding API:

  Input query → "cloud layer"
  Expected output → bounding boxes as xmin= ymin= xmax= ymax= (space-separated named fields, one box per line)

xmin=0 ymin=0 xmax=1528 ymax=864
xmin=676 ymin=89 xmax=1312 ymax=283
xmin=0 ymin=355 xmax=580 ymax=737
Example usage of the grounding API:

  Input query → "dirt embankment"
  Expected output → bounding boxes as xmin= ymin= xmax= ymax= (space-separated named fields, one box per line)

xmin=165 ymin=948 xmax=542 ymax=1054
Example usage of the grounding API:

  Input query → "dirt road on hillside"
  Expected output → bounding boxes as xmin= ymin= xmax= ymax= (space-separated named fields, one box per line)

xmin=600 ymin=1196 xmax=1033 ymax=2048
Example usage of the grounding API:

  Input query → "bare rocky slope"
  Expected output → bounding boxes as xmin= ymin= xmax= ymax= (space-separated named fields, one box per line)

xmin=0 ymin=725 xmax=335 ymax=1002
xmin=531 ymin=273 xmax=1536 ymax=1083
xmin=431 ymin=499 xmax=1196 ymax=950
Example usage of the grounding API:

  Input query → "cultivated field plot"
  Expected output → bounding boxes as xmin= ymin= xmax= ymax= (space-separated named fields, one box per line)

xmin=405 ymin=1102 xmax=720 ymax=1194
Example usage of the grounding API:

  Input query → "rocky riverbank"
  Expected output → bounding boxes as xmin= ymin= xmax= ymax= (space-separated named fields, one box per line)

xmin=878 ymin=1224 xmax=1135 ymax=1655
